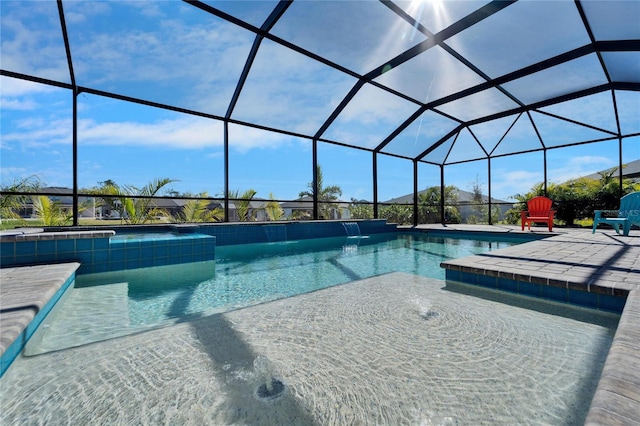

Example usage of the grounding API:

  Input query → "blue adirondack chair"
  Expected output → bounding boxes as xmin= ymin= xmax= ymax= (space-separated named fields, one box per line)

xmin=592 ymin=191 xmax=640 ymax=236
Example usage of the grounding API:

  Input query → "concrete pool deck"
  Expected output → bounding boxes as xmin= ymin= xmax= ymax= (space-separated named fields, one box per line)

xmin=1 ymin=225 xmax=638 ymax=423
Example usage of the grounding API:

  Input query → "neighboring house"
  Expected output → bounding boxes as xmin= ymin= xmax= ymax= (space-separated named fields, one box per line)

xmin=20 ymin=187 xmax=100 ymax=219
xmin=583 ymin=159 xmax=640 ymax=181
xmin=226 ymin=199 xmax=268 ymax=222
xmin=281 ymin=195 xmax=351 ymax=220
xmin=16 ymin=189 xmax=226 ymax=221
xmin=383 ymin=188 xmax=512 ymax=223
xmin=148 ymin=198 xmax=188 ymax=219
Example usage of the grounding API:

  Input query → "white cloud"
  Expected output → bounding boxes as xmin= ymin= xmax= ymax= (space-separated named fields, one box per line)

xmin=71 ymin=116 xmax=296 ymax=153
xmin=0 ymin=166 xmax=28 ymax=180
xmin=59 ymin=7 xmax=255 ymax=117
xmin=322 ymin=83 xmax=420 ymax=148
xmin=1 ymin=118 xmax=72 ymax=150
xmin=68 ymin=9 xmax=251 ymax=89
xmin=77 ymin=116 xmax=224 ymax=149
xmin=0 ymin=77 xmax=58 ymax=98
xmin=63 ymin=1 xmax=112 ymax=24
xmin=539 ymin=92 xmax=617 ymax=132
xmin=228 ymin=124 xmax=307 ymax=153
xmin=504 ymin=170 xmax=543 ymax=182
xmin=125 ymin=1 xmax=165 ymax=19
xmin=271 ymin=1 xmax=423 ymax=74
xmin=0 ymin=97 xmax=38 ymax=111
xmin=490 ymin=169 xmax=543 ymax=200
xmin=339 ymin=84 xmax=416 ymax=125
xmin=2 ymin=87 xmax=305 ymax=154
xmin=0 ymin=4 xmax=70 ymax=82
xmin=567 ymin=155 xmax=613 ymax=168
xmin=548 ymin=155 xmax=615 ymax=183
xmin=231 ymin=39 xmax=356 ymax=135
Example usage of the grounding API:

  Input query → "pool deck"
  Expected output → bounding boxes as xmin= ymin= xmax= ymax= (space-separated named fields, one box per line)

xmin=1 ymin=225 xmax=639 ymax=423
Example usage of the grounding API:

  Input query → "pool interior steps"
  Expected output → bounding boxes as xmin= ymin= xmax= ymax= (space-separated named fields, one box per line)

xmin=436 ymin=227 xmax=640 ymax=423
xmin=440 ymin=230 xmax=638 ymax=311
xmin=0 ymin=262 xmax=79 ymax=376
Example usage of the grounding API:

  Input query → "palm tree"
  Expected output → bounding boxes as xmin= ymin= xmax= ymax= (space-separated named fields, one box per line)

xmin=96 ymin=180 xmax=122 ymax=218
xmin=99 ymin=178 xmax=175 ymax=224
xmin=31 ymin=195 xmax=92 ymax=226
xmin=228 ymin=189 xmax=257 ymax=221
xmin=299 ymin=165 xmax=342 ymax=219
xmin=0 ymin=175 xmax=41 ymax=223
xmin=31 ymin=195 xmax=71 ymax=226
xmin=175 ymin=192 xmax=223 ymax=223
xmin=264 ymin=193 xmax=284 ymax=221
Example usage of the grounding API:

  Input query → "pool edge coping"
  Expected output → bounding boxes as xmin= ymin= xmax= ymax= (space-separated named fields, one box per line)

xmin=585 ymin=289 xmax=640 ymax=425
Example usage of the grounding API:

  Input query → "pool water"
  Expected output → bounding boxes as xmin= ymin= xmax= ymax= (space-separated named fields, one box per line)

xmin=110 ymin=231 xmax=182 ymax=240
xmin=27 ymin=232 xmax=518 ymax=353
xmin=3 ymin=232 xmax=619 ymax=424
xmin=4 ymin=273 xmax=617 ymax=425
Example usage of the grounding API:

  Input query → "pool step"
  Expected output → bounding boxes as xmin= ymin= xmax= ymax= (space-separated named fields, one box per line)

xmin=0 ymin=262 xmax=79 ymax=377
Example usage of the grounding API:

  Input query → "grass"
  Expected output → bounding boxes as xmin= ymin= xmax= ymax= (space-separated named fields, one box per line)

xmin=574 ymin=218 xmax=595 ymax=228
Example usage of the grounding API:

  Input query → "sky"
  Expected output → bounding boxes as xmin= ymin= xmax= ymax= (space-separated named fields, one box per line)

xmin=1 ymin=0 xmax=639 ymax=203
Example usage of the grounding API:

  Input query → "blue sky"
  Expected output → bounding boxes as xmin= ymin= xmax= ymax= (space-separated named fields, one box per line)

xmin=1 ymin=1 xmax=639 ymax=203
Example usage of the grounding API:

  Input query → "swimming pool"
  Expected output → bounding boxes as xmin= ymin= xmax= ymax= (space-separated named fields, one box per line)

xmin=2 ymin=231 xmax=619 ymax=424
xmin=26 ymin=232 xmax=519 ymax=353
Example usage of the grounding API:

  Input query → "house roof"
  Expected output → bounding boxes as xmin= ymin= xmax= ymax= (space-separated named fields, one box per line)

xmin=280 ymin=195 xmax=314 ymax=209
xmin=583 ymin=159 xmax=640 ymax=180
xmin=281 ymin=195 xmax=350 ymax=209
xmin=383 ymin=188 xmax=511 ymax=205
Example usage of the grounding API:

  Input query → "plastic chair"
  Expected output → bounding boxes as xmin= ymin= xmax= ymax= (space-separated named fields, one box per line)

xmin=592 ymin=192 xmax=640 ymax=236
xmin=521 ymin=196 xmax=555 ymax=231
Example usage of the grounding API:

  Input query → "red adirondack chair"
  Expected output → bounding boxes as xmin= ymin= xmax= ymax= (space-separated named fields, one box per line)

xmin=521 ymin=196 xmax=555 ymax=231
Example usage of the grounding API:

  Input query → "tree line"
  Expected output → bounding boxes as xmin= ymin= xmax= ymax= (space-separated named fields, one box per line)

xmin=0 ymin=165 xmax=343 ymax=226
xmin=350 ymin=166 xmax=640 ymax=226
xmin=1 ymin=165 xmax=637 ymax=227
